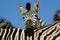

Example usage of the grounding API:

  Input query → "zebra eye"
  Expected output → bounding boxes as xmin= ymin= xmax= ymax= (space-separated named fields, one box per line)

xmin=23 ymin=17 xmax=25 ymax=19
xmin=35 ymin=15 xmax=38 ymax=17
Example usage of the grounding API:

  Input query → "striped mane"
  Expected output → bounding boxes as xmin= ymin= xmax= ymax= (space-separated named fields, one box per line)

xmin=0 ymin=19 xmax=14 ymax=29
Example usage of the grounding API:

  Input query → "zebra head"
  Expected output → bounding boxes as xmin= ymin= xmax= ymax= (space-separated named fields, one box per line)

xmin=19 ymin=2 xmax=40 ymax=29
xmin=23 ymin=10 xmax=38 ymax=29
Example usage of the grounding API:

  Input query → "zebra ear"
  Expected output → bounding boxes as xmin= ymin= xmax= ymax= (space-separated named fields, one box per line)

xmin=34 ymin=1 xmax=40 ymax=13
xmin=18 ymin=6 xmax=27 ymax=16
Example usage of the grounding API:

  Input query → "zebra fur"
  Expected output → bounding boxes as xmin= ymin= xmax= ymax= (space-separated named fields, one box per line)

xmin=0 ymin=21 xmax=60 ymax=40
xmin=18 ymin=0 xmax=46 ymax=29
xmin=0 ymin=19 xmax=14 ymax=29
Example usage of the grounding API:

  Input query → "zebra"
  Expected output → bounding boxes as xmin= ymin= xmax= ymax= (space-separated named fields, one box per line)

xmin=0 ymin=19 xmax=14 ymax=29
xmin=0 ymin=20 xmax=60 ymax=40
xmin=18 ymin=0 xmax=46 ymax=29
xmin=54 ymin=10 xmax=60 ymax=21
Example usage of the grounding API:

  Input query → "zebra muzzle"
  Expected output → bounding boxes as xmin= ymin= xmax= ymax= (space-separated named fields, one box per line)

xmin=26 ymin=19 xmax=32 ymax=26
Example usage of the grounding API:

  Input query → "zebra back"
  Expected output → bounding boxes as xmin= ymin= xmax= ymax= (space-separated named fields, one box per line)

xmin=0 ymin=21 xmax=60 ymax=40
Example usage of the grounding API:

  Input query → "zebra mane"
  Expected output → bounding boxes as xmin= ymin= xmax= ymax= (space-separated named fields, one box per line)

xmin=0 ymin=18 xmax=15 ymax=29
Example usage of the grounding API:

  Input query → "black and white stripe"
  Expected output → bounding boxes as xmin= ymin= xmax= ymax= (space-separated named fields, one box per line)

xmin=0 ymin=28 xmax=34 ymax=40
xmin=0 ymin=19 xmax=14 ymax=29
xmin=0 ymin=21 xmax=60 ymax=40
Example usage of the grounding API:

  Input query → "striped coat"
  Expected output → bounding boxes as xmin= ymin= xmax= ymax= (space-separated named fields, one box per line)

xmin=0 ymin=21 xmax=60 ymax=40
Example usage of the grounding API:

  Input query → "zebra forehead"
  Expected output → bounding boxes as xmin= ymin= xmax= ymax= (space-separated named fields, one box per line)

xmin=24 ymin=10 xmax=37 ymax=16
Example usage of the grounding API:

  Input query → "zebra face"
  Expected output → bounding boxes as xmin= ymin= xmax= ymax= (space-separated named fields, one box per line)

xmin=23 ymin=10 xmax=38 ymax=27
